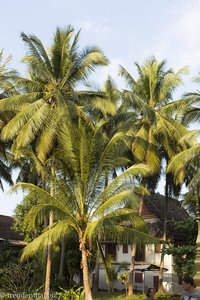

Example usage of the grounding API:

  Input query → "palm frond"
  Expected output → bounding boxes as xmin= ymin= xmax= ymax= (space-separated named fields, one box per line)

xmin=1 ymin=98 xmax=45 ymax=141
xmin=109 ymin=225 xmax=159 ymax=245
xmin=118 ymin=65 xmax=136 ymax=89
xmin=0 ymin=93 xmax=41 ymax=111
xmin=96 ymin=163 xmax=151 ymax=203
xmin=167 ymin=145 xmax=200 ymax=184
xmin=20 ymin=220 xmax=70 ymax=261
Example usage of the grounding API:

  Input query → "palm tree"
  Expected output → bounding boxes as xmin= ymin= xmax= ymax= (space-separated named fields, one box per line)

xmin=0 ymin=141 xmax=13 ymax=190
xmin=167 ymin=133 xmax=200 ymax=284
xmin=0 ymin=26 xmax=109 ymax=298
xmin=0 ymin=49 xmax=17 ymax=98
xmin=13 ymin=121 xmax=158 ymax=300
xmin=119 ymin=57 xmax=192 ymax=293
xmin=0 ymin=26 xmax=109 ymax=161
xmin=181 ymin=75 xmax=200 ymax=125
xmin=167 ymin=73 xmax=200 ymax=286
xmin=85 ymin=76 xmax=138 ymax=139
xmin=83 ymin=77 xmax=139 ymax=292
xmin=0 ymin=50 xmax=18 ymax=190
xmin=119 ymin=57 xmax=190 ymax=171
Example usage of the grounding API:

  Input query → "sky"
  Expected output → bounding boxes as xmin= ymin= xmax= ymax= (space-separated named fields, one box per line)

xmin=0 ymin=0 xmax=200 ymax=216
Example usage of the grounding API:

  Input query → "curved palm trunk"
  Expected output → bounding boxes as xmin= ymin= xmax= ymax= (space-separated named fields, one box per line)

xmin=128 ymin=244 xmax=136 ymax=296
xmin=81 ymin=241 xmax=93 ymax=300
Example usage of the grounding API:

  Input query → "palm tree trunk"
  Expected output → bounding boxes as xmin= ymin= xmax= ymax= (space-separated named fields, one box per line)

xmin=128 ymin=244 xmax=136 ymax=296
xmin=81 ymin=242 xmax=93 ymax=300
xmin=158 ymin=174 xmax=169 ymax=292
xmin=44 ymin=211 xmax=53 ymax=299
xmin=44 ymin=165 xmax=55 ymax=299
xmin=58 ymin=237 xmax=66 ymax=280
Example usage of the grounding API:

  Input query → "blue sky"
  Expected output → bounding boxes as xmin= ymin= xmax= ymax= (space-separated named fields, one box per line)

xmin=1 ymin=0 xmax=200 ymax=215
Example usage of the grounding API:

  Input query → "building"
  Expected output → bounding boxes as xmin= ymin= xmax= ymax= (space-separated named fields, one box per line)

xmin=97 ymin=193 xmax=188 ymax=293
xmin=0 ymin=215 xmax=27 ymax=252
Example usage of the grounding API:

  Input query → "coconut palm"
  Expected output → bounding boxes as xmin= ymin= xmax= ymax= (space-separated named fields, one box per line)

xmin=0 ymin=26 xmax=109 ymax=161
xmin=167 ymin=135 xmax=200 ymax=210
xmin=0 ymin=141 xmax=13 ymax=190
xmin=85 ymin=76 xmax=138 ymax=185
xmin=119 ymin=57 xmax=191 ymax=171
xmin=83 ymin=77 xmax=141 ymax=292
xmin=0 ymin=26 xmax=109 ymax=297
xmin=167 ymin=132 xmax=200 ymax=285
xmin=12 ymin=120 xmax=158 ymax=300
xmin=119 ymin=57 xmax=192 ymax=293
xmin=180 ymin=74 xmax=200 ymax=125
xmin=0 ymin=49 xmax=17 ymax=98
xmin=182 ymin=98 xmax=200 ymax=125
xmin=0 ymin=50 xmax=18 ymax=189
xmin=86 ymin=76 xmax=138 ymax=138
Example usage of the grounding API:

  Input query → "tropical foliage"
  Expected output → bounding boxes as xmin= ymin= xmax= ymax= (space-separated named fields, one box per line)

xmin=0 ymin=26 xmax=199 ymax=300
xmin=13 ymin=121 xmax=157 ymax=300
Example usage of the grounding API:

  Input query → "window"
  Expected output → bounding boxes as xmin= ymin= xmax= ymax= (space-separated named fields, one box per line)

xmin=153 ymin=276 xmax=159 ymax=291
xmin=155 ymin=243 xmax=161 ymax=253
xmin=135 ymin=272 xmax=143 ymax=283
xmin=123 ymin=244 xmax=128 ymax=253
xmin=105 ymin=244 xmax=116 ymax=260
xmin=178 ymin=275 xmax=183 ymax=285
xmin=135 ymin=245 xmax=145 ymax=261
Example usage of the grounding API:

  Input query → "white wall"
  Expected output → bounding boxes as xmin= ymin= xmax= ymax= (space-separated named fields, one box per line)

xmin=100 ymin=243 xmax=182 ymax=293
xmin=111 ymin=244 xmax=172 ymax=272
xmin=145 ymin=244 xmax=173 ymax=272
xmin=116 ymin=244 xmax=132 ymax=262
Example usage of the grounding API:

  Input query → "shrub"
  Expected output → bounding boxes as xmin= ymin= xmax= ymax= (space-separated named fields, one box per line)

xmin=56 ymin=286 xmax=85 ymax=300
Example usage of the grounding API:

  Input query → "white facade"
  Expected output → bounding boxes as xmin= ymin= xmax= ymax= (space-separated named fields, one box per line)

xmin=96 ymin=199 xmax=187 ymax=294
xmin=97 ymin=243 xmax=183 ymax=294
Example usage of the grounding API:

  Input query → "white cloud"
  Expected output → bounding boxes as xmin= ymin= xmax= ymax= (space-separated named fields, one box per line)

xmin=155 ymin=3 xmax=200 ymax=74
xmin=126 ymin=2 xmax=200 ymax=77
xmin=80 ymin=21 xmax=118 ymax=39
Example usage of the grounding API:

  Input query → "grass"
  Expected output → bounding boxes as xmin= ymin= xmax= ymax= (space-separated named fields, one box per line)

xmin=93 ymin=291 xmax=145 ymax=300
xmin=93 ymin=291 xmax=181 ymax=300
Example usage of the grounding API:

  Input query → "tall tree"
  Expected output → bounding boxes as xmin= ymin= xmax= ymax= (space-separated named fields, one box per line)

xmin=14 ymin=121 xmax=157 ymax=300
xmin=0 ymin=26 xmax=109 ymax=161
xmin=181 ymin=75 xmax=200 ymax=125
xmin=0 ymin=50 xmax=19 ymax=189
xmin=119 ymin=57 xmax=191 ymax=292
xmin=0 ymin=26 xmax=109 ymax=299
xmin=168 ymin=134 xmax=200 ymax=284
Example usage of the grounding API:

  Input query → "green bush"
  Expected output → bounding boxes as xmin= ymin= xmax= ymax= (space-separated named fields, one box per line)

xmin=56 ymin=286 xmax=85 ymax=300
xmin=93 ymin=292 xmax=145 ymax=300
xmin=155 ymin=292 xmax=180 ymax=299
xmin=93 ymin=291 xmax=180 ymax=300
